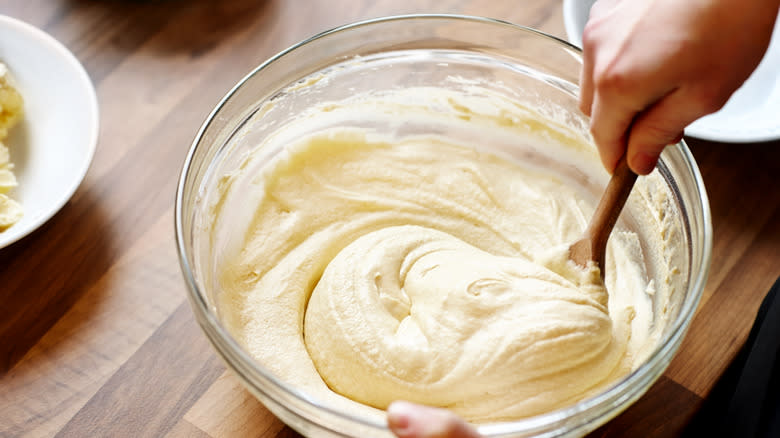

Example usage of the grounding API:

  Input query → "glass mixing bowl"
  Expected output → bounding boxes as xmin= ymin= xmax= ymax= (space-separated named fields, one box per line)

xmin=175 ymin=15 xmax=712 ymax=438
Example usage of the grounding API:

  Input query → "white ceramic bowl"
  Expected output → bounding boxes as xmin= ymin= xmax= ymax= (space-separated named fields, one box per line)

xmin=0 ymin=15 xmax=99 ymax=249
xmin=562 ymin=0 xmax=780 ymax=142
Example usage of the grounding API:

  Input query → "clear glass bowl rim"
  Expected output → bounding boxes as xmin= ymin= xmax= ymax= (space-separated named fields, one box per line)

xmin=174 ymin=13 xmax=713 ymax=436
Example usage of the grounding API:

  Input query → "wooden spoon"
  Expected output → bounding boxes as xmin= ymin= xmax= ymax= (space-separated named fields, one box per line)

xmin=569 ymin=157 xmax=638 ymax=275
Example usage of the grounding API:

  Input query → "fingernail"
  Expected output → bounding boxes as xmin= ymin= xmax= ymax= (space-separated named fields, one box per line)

xmin=630 ymin=151 xmax=657 ymax=175
xmin=387 ymin=401 xmax=415 ymax=437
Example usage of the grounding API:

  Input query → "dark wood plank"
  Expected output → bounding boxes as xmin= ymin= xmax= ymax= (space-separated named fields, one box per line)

xmin=685 ymin=138 xmax=780 ymax=307
xmin=184 ymin=372 xmax=287 ymax=438
xmin=666 ymin=202 xmax=780 ymax=396
xmin=0 ymin=210 xmax=189 ymax=437
xmin=588 ymin=376 xmax=703 ymax=438
xmin=166 ymin=419 xmax=213 ymax=438
xmin=0 ymin=186 xmax=120 ymax=372
xmin=274 ymin=427 xmax=304 ymax=438
xmin=55 ymin=303 xmax=224 ymax=438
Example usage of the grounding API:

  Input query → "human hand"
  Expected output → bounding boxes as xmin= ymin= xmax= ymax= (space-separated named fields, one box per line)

xmin=387 ymin=401 xmax=480 ymax=438
xmin=579 ymin=0 xmax=778 ymax=174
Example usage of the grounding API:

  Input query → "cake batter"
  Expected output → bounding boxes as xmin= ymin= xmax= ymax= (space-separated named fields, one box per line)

xmin=209 ymin=88 xmax=678 ymax=422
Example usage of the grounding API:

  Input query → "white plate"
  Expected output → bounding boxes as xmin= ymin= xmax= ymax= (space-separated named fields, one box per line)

xmin=563 ymin=0 xmax=780 ymax=143
xmin=0 ymin=15 xmax=99 ymax=249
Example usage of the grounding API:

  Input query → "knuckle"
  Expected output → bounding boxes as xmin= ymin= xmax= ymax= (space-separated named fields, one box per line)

xmin=640 ymin=124 xmax=676 ymax=144
xmin=593 ymin=64 xmax=633 ymax=96
xmin=632 ymin=120 xmax=681 ymax=149
xmin=581 ymin=23 xmax=598 ymax=50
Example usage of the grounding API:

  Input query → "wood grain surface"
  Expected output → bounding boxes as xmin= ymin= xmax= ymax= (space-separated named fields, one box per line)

xmin=1 ymin=1 xmax=778 ymax=437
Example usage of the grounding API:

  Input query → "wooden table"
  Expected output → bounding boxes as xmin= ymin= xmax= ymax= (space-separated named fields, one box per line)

xmin=1 ymin=1 xmax=778 ymax=437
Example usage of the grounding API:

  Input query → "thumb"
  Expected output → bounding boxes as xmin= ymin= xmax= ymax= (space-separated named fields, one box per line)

xmin=387 ymin=401 xmax=480 ymax=438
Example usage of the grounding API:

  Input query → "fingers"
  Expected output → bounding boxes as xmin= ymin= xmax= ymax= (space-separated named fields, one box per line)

xmin=578 ymin=44 xmax=594 ymax=117
xmin=578 ymin=25 xmax=595 ymax=116
xmin=579 ymin=0 xmax=624 ymax=117
xmin=588 ymin=91 xmax=636 ymax=173
xmin=625 ymin=88 xmax=704 ymax=174
xmin=387 ymin=401 xmax=480 ymax=438
xmin=582 ymin=52 xmax=679 ymax=174
xmin=578 ymin=0 xmax=660 ymax=173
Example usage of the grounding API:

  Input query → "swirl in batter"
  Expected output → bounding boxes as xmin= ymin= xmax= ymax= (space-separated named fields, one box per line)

xmin=213 ymin=92 xmax=666 ymax=422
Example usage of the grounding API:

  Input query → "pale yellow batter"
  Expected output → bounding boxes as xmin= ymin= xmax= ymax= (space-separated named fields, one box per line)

xmin=0 ymin=62 xmax=23 ymax=230
xmin=210 ymin=88 xmax=678 ymax=423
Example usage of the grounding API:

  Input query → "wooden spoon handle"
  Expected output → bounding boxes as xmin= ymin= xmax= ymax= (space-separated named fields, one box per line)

xmin=586 ymin=157 xmax=638 ymax=271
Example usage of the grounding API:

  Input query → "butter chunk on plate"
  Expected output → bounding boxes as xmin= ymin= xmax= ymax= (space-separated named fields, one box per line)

xmin=0 ymin=194 xmax=22 ymax=230
xmin=0 ymin=62 xmax=23 ymax=228
xmin=0 ymin=15 xmax=98 ymax=248
xmin=0 ymin=142 xmax=18 ymax=193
